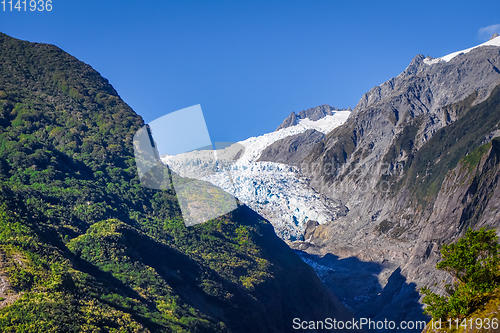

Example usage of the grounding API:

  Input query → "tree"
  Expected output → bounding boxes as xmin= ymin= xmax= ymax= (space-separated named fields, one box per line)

xmin=421 ymin=227 xmax=500 ymax=319
xmin=438 ymin=227 xmax=500 ymax=287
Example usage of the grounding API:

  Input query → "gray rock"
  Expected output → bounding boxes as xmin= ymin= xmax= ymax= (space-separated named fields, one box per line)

xmin=304 ymin=220 xmax=320 ymax=241
xmin=257 ymin=129 xmax=325 ymax=166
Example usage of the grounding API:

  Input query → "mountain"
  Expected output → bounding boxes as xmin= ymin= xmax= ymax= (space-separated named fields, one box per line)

xmin=162 ymin=111 xmax=350 ymax=241
xmin=280 ymin=36 xmax=500 ymax=329
xmin=0 ymin=32 xmax=360 ymax=332
xmin=202 ymin=35 xmax=500 ymax=331
xmin=276 ymin=104 xmax=351 ymax=131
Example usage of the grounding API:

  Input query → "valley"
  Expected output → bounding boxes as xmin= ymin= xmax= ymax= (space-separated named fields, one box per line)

xmin=1 ymin=28 xmax=500 ymax=332
xmin=161 ymin=35 xmax=500 ymax=332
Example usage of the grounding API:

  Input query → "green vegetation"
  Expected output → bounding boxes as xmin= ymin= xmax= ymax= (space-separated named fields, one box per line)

xmin=460 ymin=138 xmax=499 ymax=173
xmin=420 ymin=228 xmax=500 ymax=320
xmin=0 ymin=33 xmax=339 ymax=332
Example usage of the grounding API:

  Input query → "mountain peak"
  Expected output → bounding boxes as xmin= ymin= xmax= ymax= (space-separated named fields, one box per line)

xmin=275 ymin=104 xmax=350 ymax=131
xmin=491 ymin=32 xmax=499 ymax=40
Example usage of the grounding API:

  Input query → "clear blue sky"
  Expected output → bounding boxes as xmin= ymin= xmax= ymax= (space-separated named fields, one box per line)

xmin=1 ymin=0 xmax=500 ymax=144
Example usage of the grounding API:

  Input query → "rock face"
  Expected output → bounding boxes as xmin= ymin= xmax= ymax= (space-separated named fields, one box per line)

xmin=286 ymin=37 xmax=500 ymax=330
xmin=257 ymin=129 xmax=325 ymax=166
xmin=405 ymin=137 xmax=500 ymax=291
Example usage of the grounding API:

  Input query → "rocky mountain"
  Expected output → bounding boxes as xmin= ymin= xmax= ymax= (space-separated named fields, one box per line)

xmin=220 ymin=35 xmax=500 ymax=331
xmin=278 ymin=36 xmax=500 ymax=330
xmin=0 ymin=32 xmax=361 ymax=332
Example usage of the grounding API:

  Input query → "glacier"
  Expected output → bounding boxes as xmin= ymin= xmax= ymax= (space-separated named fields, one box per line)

xmin=161 ymin=111 xmax=350 ymax=240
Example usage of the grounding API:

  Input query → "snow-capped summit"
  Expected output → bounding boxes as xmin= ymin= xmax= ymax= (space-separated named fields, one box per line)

xmin=424 ymin=34 xmax=500 ymax=65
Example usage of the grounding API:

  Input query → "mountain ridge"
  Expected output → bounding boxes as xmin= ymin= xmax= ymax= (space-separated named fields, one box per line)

xmin=276 ymin=104 xmax=351 ymax=131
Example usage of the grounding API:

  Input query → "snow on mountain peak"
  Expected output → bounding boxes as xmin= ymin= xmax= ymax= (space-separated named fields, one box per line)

xmin=424 ymin=35 xmax=500 ymax=65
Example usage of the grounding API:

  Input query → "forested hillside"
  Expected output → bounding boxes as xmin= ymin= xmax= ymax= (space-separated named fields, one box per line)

xmin=0 ymin=32 xmax=356 ymax=332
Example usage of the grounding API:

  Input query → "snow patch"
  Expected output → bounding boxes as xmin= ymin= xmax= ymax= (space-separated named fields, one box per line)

xmin=297 ymin=112 xmax=350 ymax=134
xmin=424 ymin=35 xmax=500 ymax=65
